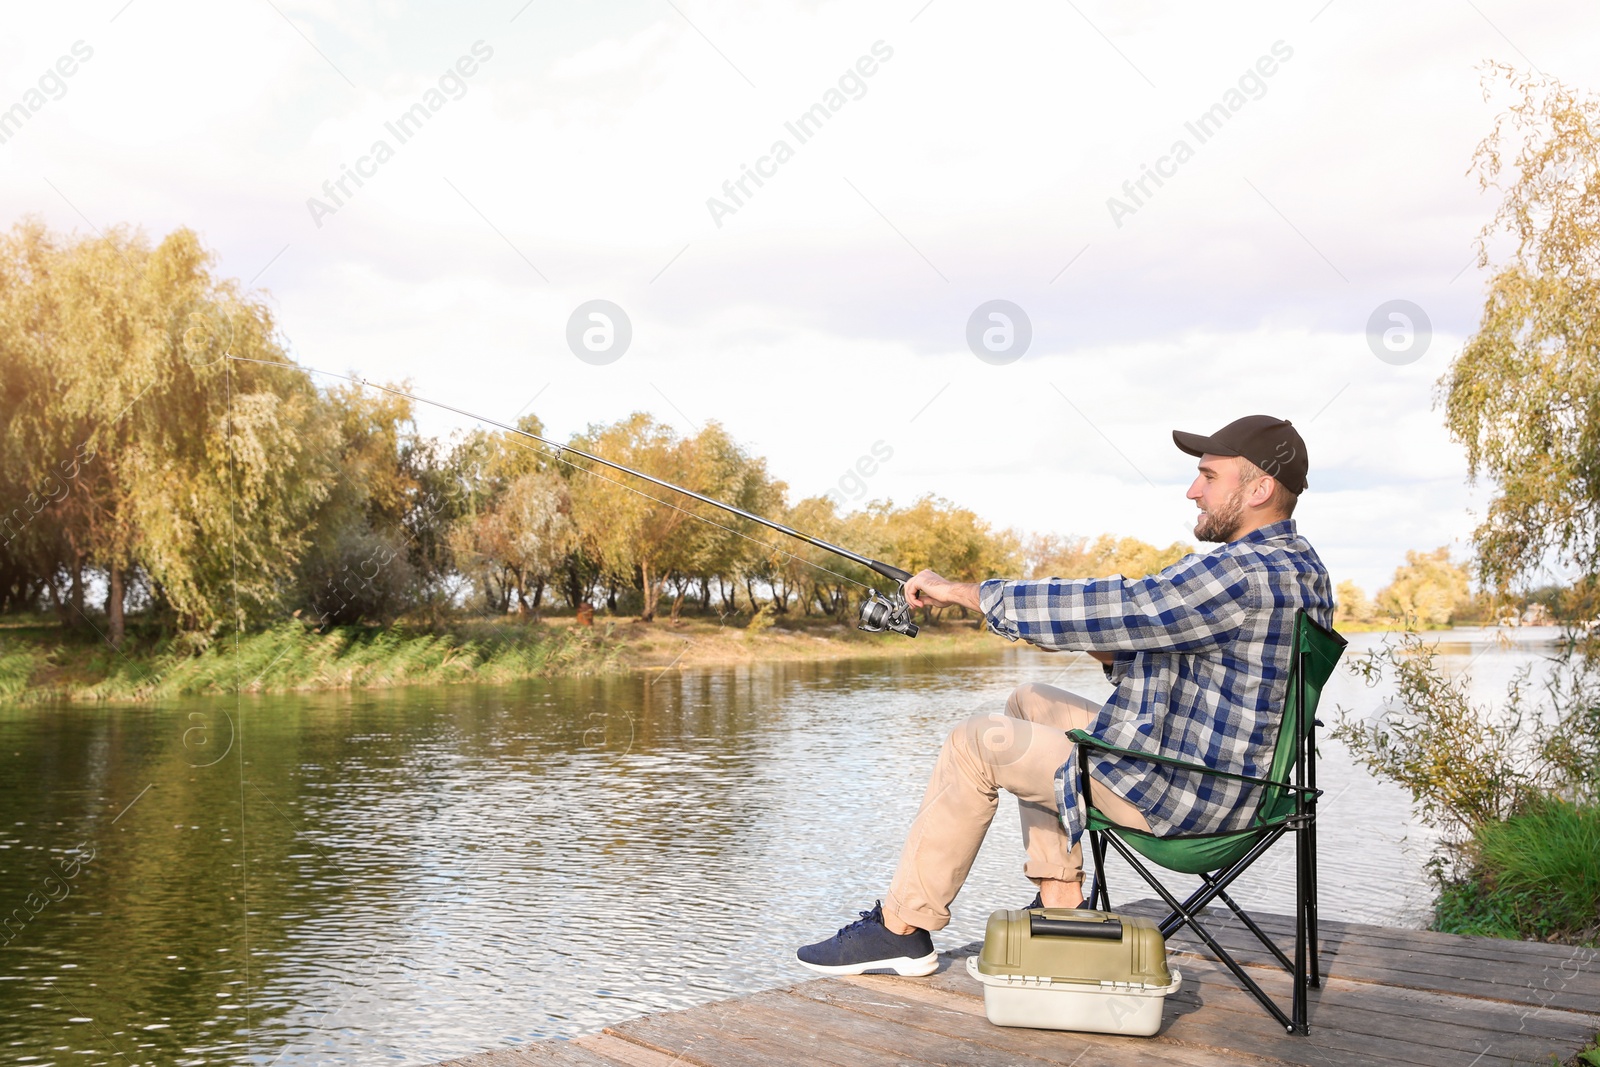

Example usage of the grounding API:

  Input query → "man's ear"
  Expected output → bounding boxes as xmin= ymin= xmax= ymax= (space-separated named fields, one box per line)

xmin=1248 ymin=475 xmax=1277 ymax=509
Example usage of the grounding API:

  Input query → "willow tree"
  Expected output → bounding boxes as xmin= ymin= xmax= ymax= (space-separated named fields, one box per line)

xmin=0 ymin=221 xmax=334 ymax=645
xmin=1401 ymin=67 xmax=1600 ymax=833
xmin=295 ymin=382 xmax=421 ymax=627
xmin=1440 ymin=67 xmax=1600 ymax=601
xmin=0 ymin=222 xmax=83 ymax=616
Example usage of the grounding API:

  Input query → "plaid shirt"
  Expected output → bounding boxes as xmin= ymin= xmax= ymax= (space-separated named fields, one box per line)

xmin=978 ymin=519 xmax=1333 ymax=848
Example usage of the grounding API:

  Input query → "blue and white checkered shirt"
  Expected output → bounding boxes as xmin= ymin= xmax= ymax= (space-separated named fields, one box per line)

xmin=978 ymin=519 xmax=1334 ymax=847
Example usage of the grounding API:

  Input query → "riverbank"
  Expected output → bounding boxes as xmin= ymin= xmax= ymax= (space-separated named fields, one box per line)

xmin=0 ymin=614 xmax=1002 ymax=704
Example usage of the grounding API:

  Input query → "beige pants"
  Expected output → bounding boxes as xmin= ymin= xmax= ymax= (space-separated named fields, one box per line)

xmin=884 ymin=682 xmax=1152 ymax=932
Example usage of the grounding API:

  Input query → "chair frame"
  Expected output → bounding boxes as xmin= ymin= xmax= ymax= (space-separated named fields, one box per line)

xmin=1073 ymin=611 xmax=1343 ymax=1035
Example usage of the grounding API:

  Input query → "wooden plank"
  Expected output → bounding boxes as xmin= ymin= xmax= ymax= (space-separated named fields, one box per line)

xmin=1141 ymin=907 xmax=1600 ymax=1013
xmin=842 ymin=967 xmax=1396 ymax=1067
xmin=606 ymin=985 xmax=961 ymax=1067
xmin=1122 ymin=897 xmax=1600 ymax=972
xmin=909 ymin=948 xmax=1586 ymax=1067
xmin=574 ymin=1033 xmax=693 ymax=1067
xmin=811 ymin=974 xmax=1302 ymax=1067
xmin=766 ymin=985 xmax=1090 ymax=1066
xmin=432 ymin=1039 xmax=631 ymax=1066
xmin=1166 ymin=955 xmax=1595 ymax=1067
xmin=1199 ymin=907 xmax=1600 ymax=976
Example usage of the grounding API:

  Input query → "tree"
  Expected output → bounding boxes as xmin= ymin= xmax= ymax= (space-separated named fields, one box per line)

xmin=293 ymin=382 xmax=420 ymax=627
xmin=1334 ymin=579 xmax=1377 ymax=627
xmin=1439 ymin=66 xmax=1600 ymax=598
xmin=1375 ymin=547 xmax=1473 ymax=628
xmin=1024 ymin=532 xmax=1192 ymax=580
xmin=662 ymin=423 xmax=769 ymax=622
xmin=782 ymin=495 xmax=876 ymax=620
xmin=876 ymin=495 xmax=1023 ymax=622
xmin=0 ymin=221 xmax=335 ymax=645
xmin=565 ymin=413 xmax=694 ymax=622
xmin=451 ymin=469 xmax=575 ymax=618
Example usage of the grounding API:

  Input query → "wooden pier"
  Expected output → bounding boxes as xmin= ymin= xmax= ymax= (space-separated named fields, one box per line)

xmin=432 ymin=900 xmax=1600 ymax=1067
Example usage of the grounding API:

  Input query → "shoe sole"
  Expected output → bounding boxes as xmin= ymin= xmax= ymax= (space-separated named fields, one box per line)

xmin=796 ymin=950 xmax=940 ymax=977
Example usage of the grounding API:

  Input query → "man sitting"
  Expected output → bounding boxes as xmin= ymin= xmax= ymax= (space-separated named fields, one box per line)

xmin=797 ymin=415 xmax=1335 ymax=976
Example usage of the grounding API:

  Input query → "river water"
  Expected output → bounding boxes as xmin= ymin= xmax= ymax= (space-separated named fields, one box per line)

xmin=0 ymin=627 xmax=1564 ymax=1064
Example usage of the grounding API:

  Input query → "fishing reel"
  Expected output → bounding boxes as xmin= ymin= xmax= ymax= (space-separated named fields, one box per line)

xmin=858 ymin=587 xmax=919 ymax=638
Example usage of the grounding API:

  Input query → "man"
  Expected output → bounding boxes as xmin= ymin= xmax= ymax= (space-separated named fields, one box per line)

xmin=796 ymin=415 xmax=1334 ymax=976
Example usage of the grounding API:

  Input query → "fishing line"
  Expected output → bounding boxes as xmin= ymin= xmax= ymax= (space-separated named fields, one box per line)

xmin=224 ymin=355 xmax=888 ymax=595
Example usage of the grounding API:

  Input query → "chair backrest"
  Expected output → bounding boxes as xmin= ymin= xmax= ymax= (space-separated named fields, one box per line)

xmin=1256 ymin=610 xmax=1348 ymax=825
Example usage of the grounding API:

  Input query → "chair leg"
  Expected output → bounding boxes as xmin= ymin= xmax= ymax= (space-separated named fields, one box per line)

xmin=1103 ymin=834 xmax=1297 ymax=1034
xmin=1293 ymin=817 xmax=1312 ymax=1034
xmin=1089 ymin=830 xmax=1110 ymax=910
xmin=1154 ymin=826 xmax=1289 ymax=939
xmin=1213 ymin=881 xmax=1294 ymax=974
xmin=1306 ymin=814 xmax=1322 ymax=988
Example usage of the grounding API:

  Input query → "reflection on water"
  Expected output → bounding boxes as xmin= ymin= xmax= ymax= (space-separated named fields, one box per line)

xmin=0 ymin=628 xmax=1561 ymax=1064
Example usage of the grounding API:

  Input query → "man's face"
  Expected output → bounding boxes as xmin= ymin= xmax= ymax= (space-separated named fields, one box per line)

xmin=1186 ymin=454 xmax=1253 ymax=543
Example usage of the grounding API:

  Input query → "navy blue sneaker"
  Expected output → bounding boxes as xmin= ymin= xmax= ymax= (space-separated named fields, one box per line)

xmin=796 ymin=901 xmax=939 ymax=976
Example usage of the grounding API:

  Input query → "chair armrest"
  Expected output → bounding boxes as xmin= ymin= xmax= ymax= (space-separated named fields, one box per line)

xmin=1066 ymin=728 xmax=1319 ymax=796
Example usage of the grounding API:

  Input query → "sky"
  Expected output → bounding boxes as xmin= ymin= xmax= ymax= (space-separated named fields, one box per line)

xmin=2 ymin=0 xmax=1591 ymax=594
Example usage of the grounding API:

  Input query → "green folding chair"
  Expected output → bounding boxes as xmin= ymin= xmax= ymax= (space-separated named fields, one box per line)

xmin=1068 ymin=610 xmax=1347 ymax=1034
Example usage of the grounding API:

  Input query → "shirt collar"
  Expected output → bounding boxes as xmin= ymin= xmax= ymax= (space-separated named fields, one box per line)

xmin=1236 ymin=518 xmax=1297 ymax=545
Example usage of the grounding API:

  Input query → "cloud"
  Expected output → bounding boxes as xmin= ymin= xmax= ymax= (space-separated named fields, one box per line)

xmin=2 ymin=0 xmax=1591 ymax=588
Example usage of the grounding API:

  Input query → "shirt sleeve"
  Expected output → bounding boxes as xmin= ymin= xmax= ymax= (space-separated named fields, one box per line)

xmin=978 ymin=550 xmax=1258 ymax=653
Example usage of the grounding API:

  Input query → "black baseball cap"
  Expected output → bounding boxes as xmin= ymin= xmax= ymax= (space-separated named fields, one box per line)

xmin=1173 ymin=415 xmax=1309 ymax=495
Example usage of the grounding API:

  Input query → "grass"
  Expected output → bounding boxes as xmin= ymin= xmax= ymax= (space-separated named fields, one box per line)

xmin=1569 ymin=1035 xmax=1600 ymax=1067
xmin=0 ymin=610 xmax=1001 ymax=704
xmin=1433 ymin=797 xmax=1600 ymax=946
xmin=0 ymin=619 xmax=623 ymax=703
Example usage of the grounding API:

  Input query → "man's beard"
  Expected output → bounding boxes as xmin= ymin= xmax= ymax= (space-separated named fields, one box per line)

xmin=1194 ymin=485 xmax=1249 ymax=543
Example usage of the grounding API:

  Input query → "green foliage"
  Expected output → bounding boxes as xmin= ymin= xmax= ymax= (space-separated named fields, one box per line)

xmin=1336 ymin=628 xmax=1600 ymax=840
xmin=1434 ymin=798 xmax=1600 ymax=946
xmin=0 ymin=643 xmax=40 ymax=704
xmin=1335 ymin=630 xmax=1542 ymax=844
xmin=292 ymin=381 xmax=423 ymax=626
xmin=565 ymin=413 xmax=695 ymax=622
xmin=1337 ymin=549 xmax=1477 ymax=629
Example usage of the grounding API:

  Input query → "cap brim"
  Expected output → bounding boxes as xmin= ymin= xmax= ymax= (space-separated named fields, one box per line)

xmin=1172 ymin=430 xmax=1239 ymax=458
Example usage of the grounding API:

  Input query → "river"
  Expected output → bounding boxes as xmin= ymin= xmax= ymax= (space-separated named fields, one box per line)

xmin=0 ymin=626 xmax=1565 ymax=1064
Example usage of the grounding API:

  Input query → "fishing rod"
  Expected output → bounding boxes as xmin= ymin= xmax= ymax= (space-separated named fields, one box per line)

xmin=227 ymin=355 xmax=921 ymax=638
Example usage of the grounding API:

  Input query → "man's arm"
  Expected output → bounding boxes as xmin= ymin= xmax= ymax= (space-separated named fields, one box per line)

xmin=902 ymin=569 xmax=980 ymax=612
xmin=903 ymin=570 xmax=1120 ymax=664
xmin=981 ymin=553 xmax=1256 ymax=653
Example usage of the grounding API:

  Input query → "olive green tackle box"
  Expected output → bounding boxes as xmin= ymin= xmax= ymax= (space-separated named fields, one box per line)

xmin=965 ymin=908 xmax=1181 ymax=1036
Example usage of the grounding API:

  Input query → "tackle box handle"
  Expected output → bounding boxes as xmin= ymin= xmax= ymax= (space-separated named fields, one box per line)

xmin=1028 ymin=914 xmax=1126 ymax=940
